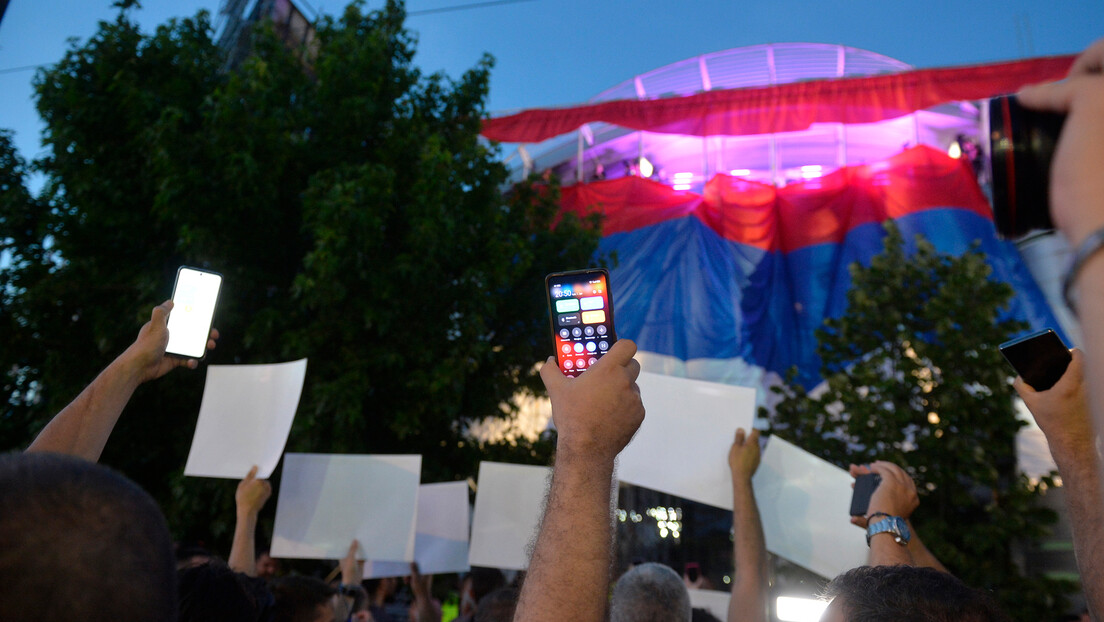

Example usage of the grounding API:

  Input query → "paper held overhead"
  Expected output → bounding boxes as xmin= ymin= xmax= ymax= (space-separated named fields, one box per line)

xmin=271 ymin=453 xmax=421 ymax=561
xmin=617 ymin=371 xmax=757 ymax=510
xmin=468 ymin=461 xmax=550 ymax=571
xmin=364 ymin=481 xmax=472 ymax=578
xmin=184 ymin=359 xmax=307 ymax=479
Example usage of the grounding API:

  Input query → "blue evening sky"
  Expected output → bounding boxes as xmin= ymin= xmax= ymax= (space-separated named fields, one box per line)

xmin=1 ymin=0 xmax=1102 ymax=168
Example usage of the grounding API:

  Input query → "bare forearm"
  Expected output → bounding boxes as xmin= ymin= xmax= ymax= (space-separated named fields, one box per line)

xmin=229 ymin=512 xmax=259 ymax=576
xmin=1055 ymin=454 xmax=1104 ymax=621
xmin=26 ymin=354 xmax=142 ymax=461
xmin=867 ymin=536 xmax=914 ymax=567
xmin=728 ymin=480 xmax=768 ymax=622
xmin=906 ymin=525 xmax=949 ymax=573
xmin=514 ymin=453 xmax=616 ymax=622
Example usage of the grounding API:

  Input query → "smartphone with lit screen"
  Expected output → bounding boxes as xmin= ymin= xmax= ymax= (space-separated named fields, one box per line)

xmin=546 ymin=268 xmax=616 ymax=377
xmin=165 ymin=266 xmax=223 ymax=360
xmin=999 ymin=328 xmax=1071 ymax=392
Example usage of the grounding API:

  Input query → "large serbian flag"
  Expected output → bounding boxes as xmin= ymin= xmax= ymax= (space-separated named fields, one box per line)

xmin=560 ymin=146 xmax=1062 ymax=390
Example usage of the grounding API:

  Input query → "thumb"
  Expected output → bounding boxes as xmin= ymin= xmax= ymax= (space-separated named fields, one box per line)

xmin=152 ymin=300 xmax=173 ymax=324
xmin=540 ymin=356 xmax=567 ymax=391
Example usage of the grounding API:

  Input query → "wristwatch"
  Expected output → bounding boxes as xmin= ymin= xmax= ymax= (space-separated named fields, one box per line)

xmin=865 ymin=512 xmax=910 ymax=546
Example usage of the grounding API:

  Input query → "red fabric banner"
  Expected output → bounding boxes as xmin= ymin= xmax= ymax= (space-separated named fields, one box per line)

xmin=481 ymin=55 xmax=1074 ymax=143
xmin=560 ymin=145 xmax=993 ymax=253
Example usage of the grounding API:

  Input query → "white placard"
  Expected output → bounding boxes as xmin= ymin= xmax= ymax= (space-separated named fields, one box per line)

xmin=184 ymin=359 xmax=307 ymax=479
xmin=617 ymin=371 xmax=757 ymax=509
xmin=468 ymin=461 xmax=551 ymax=570
xmin=753 ymin=436 xmax=868 ymax=578
xmin=688 ymin=588 xmax=730 ymax=620
xmin=364 ymin=481 xmax=472 ymax=578
xmin=271 ymin=453 xmax=421 ymax=561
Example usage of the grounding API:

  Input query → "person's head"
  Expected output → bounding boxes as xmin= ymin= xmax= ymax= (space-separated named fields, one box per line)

xmin=273 ymin=575 xmax=336 ymax=622
xmin=467 ymin=567 xmax=507 ymax=603
xmin=610 ymin=562 xmax=691 ymax=622
xmin=821 ymin=565 xmax=1010 ymax=622
xmin=256 ymin=550 xmax=282 ymax=580
xmin=176 ymin=543 xmax=215 ymax=570
xmin=0 ymin=451 xmax=177 ymax=622
xmin=473 ymin=586 xmax=519 ymax=622
xmin=178 ymin=561 xmax=268 ymax=622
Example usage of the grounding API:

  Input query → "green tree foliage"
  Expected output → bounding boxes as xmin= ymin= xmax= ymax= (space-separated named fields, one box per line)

xmin=0 ymin=1 xmax=598 ymax=547
xmin=767 ymin=222 xmax=1072 ymax=619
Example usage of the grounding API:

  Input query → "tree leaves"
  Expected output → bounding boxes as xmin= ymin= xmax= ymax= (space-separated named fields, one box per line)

xmin=1 ymin=0 xmax=598 ymax=551
xmin=766 ymin=220 xmax=1071 ymax=618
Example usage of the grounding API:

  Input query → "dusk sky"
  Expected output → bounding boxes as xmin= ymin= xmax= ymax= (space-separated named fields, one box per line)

xmin=2 ymin=0 xmax=1103 ymax=167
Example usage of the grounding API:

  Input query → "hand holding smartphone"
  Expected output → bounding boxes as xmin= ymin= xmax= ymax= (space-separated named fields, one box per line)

xmin=545 ymin=269 xmax=617 ymax=377
xmin=166 ymin=266 xmax=223 ymax=360
xmin=850 ymin=473 xmax=881 ymax=517
xmin=999 ymin=329 xmax=1072 ymax=392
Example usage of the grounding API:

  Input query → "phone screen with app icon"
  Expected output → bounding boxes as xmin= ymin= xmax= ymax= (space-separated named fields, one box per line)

xmin=546 ymin=269 xmax=617 ymax=377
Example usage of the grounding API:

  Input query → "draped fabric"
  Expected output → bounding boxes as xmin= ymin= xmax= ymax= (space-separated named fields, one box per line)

xmin=563 ymin=146 xmax=1063 ymax=389
xmin=481 ymin=55 xmax=1074 ymax=143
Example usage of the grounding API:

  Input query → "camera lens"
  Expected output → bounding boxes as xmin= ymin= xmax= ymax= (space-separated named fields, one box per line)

xmin=987 ymin=94 xmax=1065 ymax=239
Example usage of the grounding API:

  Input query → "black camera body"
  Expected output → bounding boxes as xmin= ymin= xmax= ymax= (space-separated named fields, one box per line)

xmin=987 ymin=94 xmax=1067 ymax=239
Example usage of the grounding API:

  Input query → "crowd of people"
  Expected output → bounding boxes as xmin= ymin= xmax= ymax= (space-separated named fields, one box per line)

xmin=5 ymin=37 xmax=1104 ymax=622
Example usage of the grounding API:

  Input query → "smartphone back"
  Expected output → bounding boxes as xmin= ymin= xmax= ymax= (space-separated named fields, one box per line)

xmin=999 ymin=329 xmax=1071 ymax=392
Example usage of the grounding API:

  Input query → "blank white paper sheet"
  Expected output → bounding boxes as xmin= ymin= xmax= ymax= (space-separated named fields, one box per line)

xmin=271 ymin=453 xmax=421 ymax=561
xmin=753 ymin=435 xmax=868 ymax=578
xmin=617 ymin=371 xmax=757 ymax=509
xmin=468 ymin=461 xmax=550 ymax=571
xmin=184 ymin=359 xmax=307 ymax=479
xmin=364 ymin=481 xmax=472 ymax=578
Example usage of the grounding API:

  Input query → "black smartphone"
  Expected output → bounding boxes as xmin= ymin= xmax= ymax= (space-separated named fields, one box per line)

xmin=850 ymin=473 xmax=881 ymax=517
xmin=165 ymin=266 xmax=223 ymax=360
xmin=999 ymin=329 xmax=1071 ymax=392
xmin=684 ymin=562 xmax=700 ymax=583
xmin=545 ymin=268 xmax=617 ymax=377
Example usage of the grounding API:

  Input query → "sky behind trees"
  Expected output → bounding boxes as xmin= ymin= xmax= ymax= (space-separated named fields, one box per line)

xmin=2 ymin=0 xmax=1103 ymax=168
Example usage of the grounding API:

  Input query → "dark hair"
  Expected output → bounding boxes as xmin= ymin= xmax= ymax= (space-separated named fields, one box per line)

xmin=691 ymin=607 xmax=722 ymax=622
xmin=179 ymin=561 xmax=274 ymax=622
xmin=610 ymin=562 xmax=691 ymax=622
xmin=468 ymin=567 xmax=507 ymax=604
xmin=474 ymin=587 xmax=520 ymax=622
xmin=823 ymin=565 xmax=1010 ymax=622
xmin=272 ymin=575 xmax=335 ymax=622
xmin=0 ymin=451 xmax=177 ymax=622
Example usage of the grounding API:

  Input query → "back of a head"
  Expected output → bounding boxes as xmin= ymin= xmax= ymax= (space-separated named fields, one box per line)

xmin=468 ymin=566 xmax=507 ymax=604
xmin=823 ymin=565 xmax=1010 ymax=622
xmin=179 ymin=561 xmax=273 ymax=622
xmin=0 ymin=451 xmax=177 ymax=622
xmin=610 ymin=562 xmax=691 ymax=622
xmin=474 ymin=587 xmax=520 ymax=622
xmin=272 ymin=575 xmax=335 ymax=622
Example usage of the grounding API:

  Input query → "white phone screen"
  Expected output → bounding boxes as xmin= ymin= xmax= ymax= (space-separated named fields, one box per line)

xmin=165 ymin=267 xmax=222 ymax=359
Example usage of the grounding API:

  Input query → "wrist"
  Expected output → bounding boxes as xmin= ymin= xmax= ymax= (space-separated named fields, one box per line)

xmin=236 ymin=510 xmax=260 ymax=523
xmin=111 ymin=349 xmax=149 ymax=389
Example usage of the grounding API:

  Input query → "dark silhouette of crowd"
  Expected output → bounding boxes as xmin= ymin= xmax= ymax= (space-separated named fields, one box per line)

xmin=5 ymin=37 xmax=1104 ymax=622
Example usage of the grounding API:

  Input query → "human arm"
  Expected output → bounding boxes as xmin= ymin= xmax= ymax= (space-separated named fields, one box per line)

xmin=228 ymin=465 xmax=272 ymax=576
xmin=848 ymin=463 xmax=946 ymax=572
xmin=409 ymin=563 xmax=442 ymax=622
xmin=513 ymin=339 xmax=645 ymax=622
xmin=847 ymin=461 xmax=919 ymax=567
xmin=726 ymin=428 xmax=768 ymax=622
xmin=334 ymin=539 xmax=368 ymax=618
xmin=1013 ymin=348 xmax=1104 ymax=620
xmin=1019 ymin=39 xmax=1104 ymax=455
xmin=26 ymin=300 xmax=218 ymax=461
